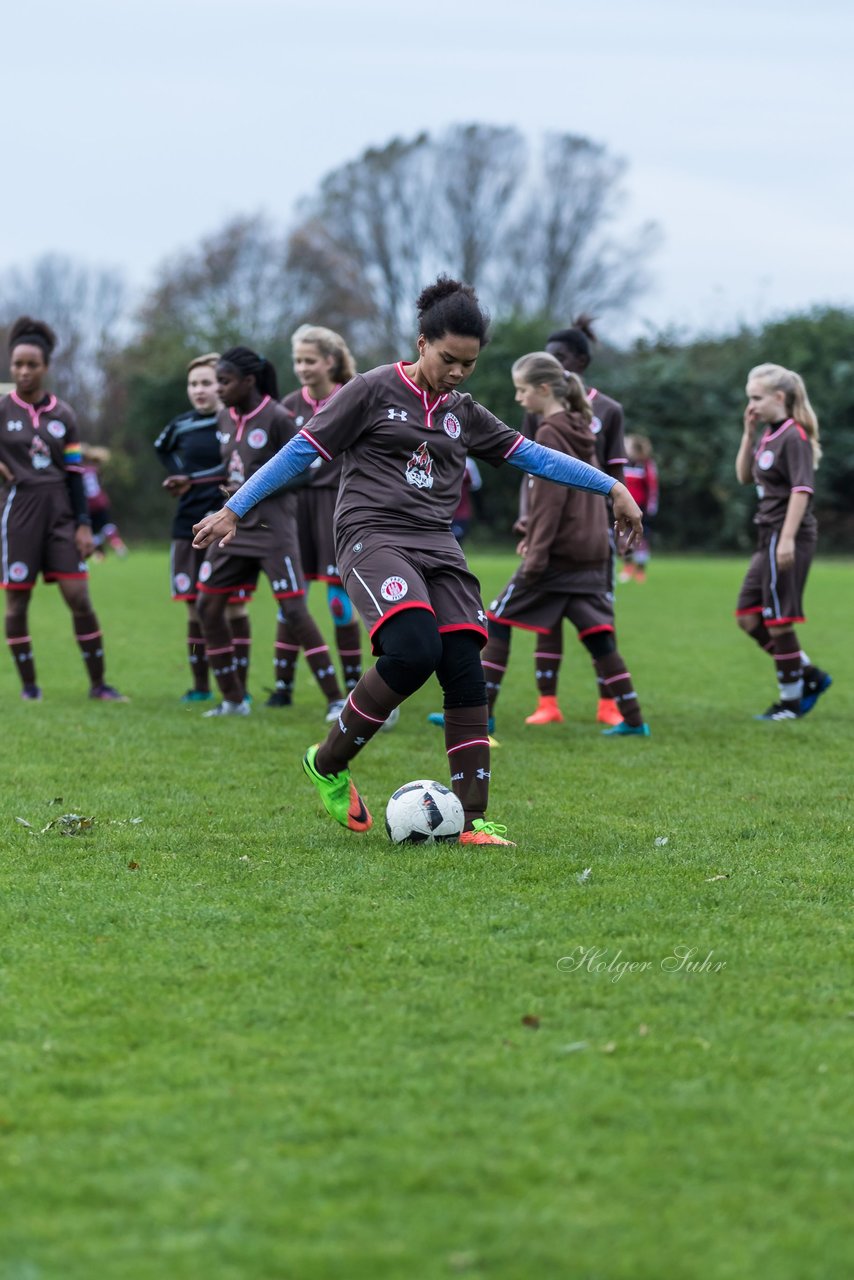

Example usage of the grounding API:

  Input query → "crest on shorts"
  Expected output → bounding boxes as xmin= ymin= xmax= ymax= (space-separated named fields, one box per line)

xmin=757 ymin=449 xmax=775 ymax=471
xmin=381 ymin=575 xmax=408 ymax=602
xmin=198 ymin=561 xmax=213 ymax=583
xmin=247 ymin=428 xmax=268 ymax=449
xmin=47 ymin=420 xmax=66 ymax=439
xmin=405 ymin=442 xmax=434 ymax=490
xmin=174 ymin=572 xmax=192 ymax=593
xmin=9 ymin=561 xmax=28 ymax=582
xmin=443 ymin=412 xmax=461 ymax=439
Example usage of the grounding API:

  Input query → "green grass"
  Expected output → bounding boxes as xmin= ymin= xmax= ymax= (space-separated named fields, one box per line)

xmin=1 ymin=549 xmax=851 ymax=1280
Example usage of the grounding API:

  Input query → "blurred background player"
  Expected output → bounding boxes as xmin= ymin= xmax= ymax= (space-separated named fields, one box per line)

xmin=0 ymin=316 xmax=126 ymax=701
xmin=452 ymin=457 xmax=482 ymax=545
xmin=619 ymin=433 xmax=658 ymax=583
xmin=271 ymin=325 xmax=366 ymax=713
xmin=80 ymin=444 xmax=128 ymax=559
xmin=154 ymin=354 xmax=252 ymax=703
xmin=195 ymin=345 xmax=345 ymax=719
xmin=735 ymin=363 xmax=831 ymax=720
xmin=484 ymin=352 xmax=649 ymax=736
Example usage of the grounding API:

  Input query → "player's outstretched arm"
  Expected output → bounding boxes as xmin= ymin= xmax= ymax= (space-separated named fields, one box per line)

xmin=193 ymin=507 xmax=239 ymax=549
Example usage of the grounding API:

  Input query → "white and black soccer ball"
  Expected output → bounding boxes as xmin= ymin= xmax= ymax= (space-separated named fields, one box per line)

xmin=385 ymin=779 xmax=465 ymax=845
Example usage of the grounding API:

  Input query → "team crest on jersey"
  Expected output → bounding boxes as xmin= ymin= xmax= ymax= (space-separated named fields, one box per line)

xmin=227 ymin=450 xmax=245 ymax=485
xmin=6 ymin=419 xmax=23 ymax=432
xmin=29 ymin=437 xmax=52 ymax=470
xmin=757 ymin=449 xmax=775 ymax=471
xmin=381 ymin=575 xmax=409 ymax=602
xmin=8 ymin=561 xmax=28 ymax=582
xmin=198 ymin=561 xmax=213 ymax=583
xmin=443 ymin=412 xmax=461 ymax=439
xmin=247 ymin=428 xmax=268 ymax=449
xmin=295 ymin=415 xmax=305 ymax=427
xmin=405 ymin=442 xmax=434 ymax=490
xmin=174 ymin=572 xmax=192 ymax=594
xmin=47 ymin=420 xmax=66 ymax=439
xmin=590 ymin=415 xmax=603 ymax=435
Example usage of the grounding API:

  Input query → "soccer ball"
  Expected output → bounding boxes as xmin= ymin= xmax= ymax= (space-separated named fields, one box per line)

xmin=385 ymin=779 xmax=465 ymax=845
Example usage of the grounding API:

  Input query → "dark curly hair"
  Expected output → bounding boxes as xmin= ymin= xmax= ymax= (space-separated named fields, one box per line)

xmin=9 ymin=315 xmax=57 ymax=362
xmin=416 ymin=275 xmax=490 ymax=346
xmin=546 ymin=314 xmax=598 ymax=367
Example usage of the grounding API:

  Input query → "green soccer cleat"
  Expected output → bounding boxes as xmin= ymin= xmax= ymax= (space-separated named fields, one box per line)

xmin=181 ymin=689 xmax=214 ymax=703
xmin=602 ymin=721 xmax=651 ymax=737
xmin=302 ymin=745 xmax=372 ymax=832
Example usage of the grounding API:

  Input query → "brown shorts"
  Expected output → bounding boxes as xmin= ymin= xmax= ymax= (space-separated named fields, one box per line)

xmin=297 ymin=487 xmax=340 ymax=584
xmin=171 ymin=539 xmax=252 ymax=605
xmin=197 ymin=540 xmax=306 ymax=602
xmin=337 ymin=527 xmax=488 ymax=653
xmin=735 ymin=525 xmax=817 ymax=626
xmin=1 ymin=483 xmax=87 ymax=590
xmin=487 ymin=565 xmax=615 ymax=638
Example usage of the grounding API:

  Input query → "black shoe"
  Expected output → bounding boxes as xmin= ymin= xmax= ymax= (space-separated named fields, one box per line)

xmin=755 ymin=701 xmax=801 ymax=721
xmin=801 ymin=668 xmax=832 ymax=715
xmin=265 ymin=685 xmax=292 ymax=708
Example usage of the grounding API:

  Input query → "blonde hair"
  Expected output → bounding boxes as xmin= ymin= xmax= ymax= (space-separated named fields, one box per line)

xmin=512 ymin=351 xmax=592 ymax=424
xmin=81 ymin=443 xmax=111 ymax=464
xmin=291 ymin=325 xmax=356 ymax=384
xmin=187 ymin=352 xmax=220 ymax=373
xmin=748 ymin=363 xmax=822 ymax=467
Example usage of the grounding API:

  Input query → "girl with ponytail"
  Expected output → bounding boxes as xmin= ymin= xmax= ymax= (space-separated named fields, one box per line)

xmin=734 ymin=363 xmax=830 ymax=719
xmin=481 ymin=352 xmax=649 ymax=737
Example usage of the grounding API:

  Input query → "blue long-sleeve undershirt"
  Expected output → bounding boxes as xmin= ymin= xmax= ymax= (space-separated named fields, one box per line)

xmin=506 ymin=438 xmax=616 ymax=495
xmin=225 ymin=431 xmax=616 ymax=521
xmin=226 ymin=434 xmax=320 ymax=517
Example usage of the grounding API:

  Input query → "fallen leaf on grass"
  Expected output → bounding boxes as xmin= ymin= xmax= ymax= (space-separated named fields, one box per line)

xmin=521 ymin=1014 xmax=541 ymax=1029
xmin=638 ymin=1024 xmax=649 ymax=1037
xmin=559 ymin=1041 xmax=588 ymax=1054
xmin=705 ymin=874 xmax=730 ymax=882
xmin=15 ymin=818 xmax=34 ymax=829
xmin=601 ymin=1041 xmax=618 ymax=1053
xmin=127 ymin=861 xmax=140 ymax=871
xmin=576 ymin=867 xmax=592 ymax=884
xmin=654 ymin=836 xmax=669 ymax=847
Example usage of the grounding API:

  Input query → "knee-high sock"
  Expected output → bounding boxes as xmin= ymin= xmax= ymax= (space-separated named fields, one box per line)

xmin=230 ymin=614 xmax=252 ymax=689
xmin=73 ymin=611 xmax=105 ymax=686
xmin=5 ymin=615 xmax=36 ymax=687
xmin=336 ymin=620 xmax=362 ymax=693
xmin=277 ymin=604 xmax=342 ymax=702
xmin=444 ymin=705 xmax=491 ymax=828
xmin=536 ymin=623 xmax=563 ymax=697
xmin=595 ymin=650 xmax=643 ymax=727
xmin=316 ymin=667 xmax=403 ymax=775
xmin=480 ymin=627 xmax=511 ymax=714
xmin=199 ymin=610 xmax=243 ymax=701
xmin=771 ymin=630 xmax=803 ymax=704
xmin=273 ymin=614 xmax=300 ymax=697
xmin=746 ymin=620 xmax=775 ymax=655
xmin=187 ymin=622 xmax=208 ymax=692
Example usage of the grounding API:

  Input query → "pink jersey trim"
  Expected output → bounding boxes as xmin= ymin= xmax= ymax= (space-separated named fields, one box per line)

xmin=791 ymin=486 xmax=813 ymax=494
xmin=394 ymin=362 xmax=449 ymax=429
xmin=231 ymin=395 xmax=271 ymax=443
xmin=503 ymin=434 xmax=525 ymax=460
xmin=759 ymin=418 xmax=795 ymax=446
xmin=298 ymin=383 xmax=341 ymax=415
xmin=299 ymin=427 xmax=332 ymax=462
xmin=11 ymin=391 xmax=58 ymax=430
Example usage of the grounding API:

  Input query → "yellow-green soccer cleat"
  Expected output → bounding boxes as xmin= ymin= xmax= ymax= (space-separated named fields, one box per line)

xmin=302 ymin=745 xmax=372 ymax=832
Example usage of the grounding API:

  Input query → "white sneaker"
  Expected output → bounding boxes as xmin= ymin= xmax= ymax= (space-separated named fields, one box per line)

xmin=379 ymin=706 xmax=400 ymax=733
xmin=325 ymin=698 xmax=347 ymax=723
xmin=203 ymin=698 xmax=251 ymax=717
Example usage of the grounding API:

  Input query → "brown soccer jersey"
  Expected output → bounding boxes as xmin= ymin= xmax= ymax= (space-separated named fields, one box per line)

xmin=751 ymin=418 xmax=816 ymax=531
xmin=216 ymin=397 xmax=299 ymax=547
xmin=0 ymin=392 xmax=84 ymax=489
xmin=298 ymin=362 xmax=524 ymax=546
xmin=586 ymin=387 xmax=628 ymax=475
xmin=282 ymin=386 xmax=344 ymax=489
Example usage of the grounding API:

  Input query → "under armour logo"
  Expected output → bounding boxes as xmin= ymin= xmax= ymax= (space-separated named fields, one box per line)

xmin=451 ymin=772 xmax=464 ymax=781
xmin=7 ymin=420 xmax=23 ymax=432
xmin=476 ymin=768 xmax=491 ymax=780
xmin=477 ymin=610 xmax=487 ymax=624
xmin=387 ymin=409 xmax=408 ymax=421
xmin=355 ymin=736 xmax=367 ymax=746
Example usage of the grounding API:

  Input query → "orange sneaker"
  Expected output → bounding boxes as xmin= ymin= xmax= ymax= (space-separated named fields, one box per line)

xmin=459 ymin=819 xmax=516 ymax=846
xmin=525 ymin=695 xmax=564 ymax=725
xmin=634 ymin=568 xmax=647 ymax=583
xmin=596 ymin=697 xmax=623 ymax=727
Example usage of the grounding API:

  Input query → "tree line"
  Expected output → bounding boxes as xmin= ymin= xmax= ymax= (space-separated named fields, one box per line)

xmin=1 ymin=124 xmax=851 ymax=550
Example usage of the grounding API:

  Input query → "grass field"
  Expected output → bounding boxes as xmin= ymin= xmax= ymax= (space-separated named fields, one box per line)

xmin=1 ymin=548 xmax=851 ymax=1280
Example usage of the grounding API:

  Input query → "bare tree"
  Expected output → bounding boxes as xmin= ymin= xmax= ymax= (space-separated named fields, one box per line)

xmin=501 ymin=133 xmax=660 ymax=319
xmin=435 ymin=124 xmax=527 ymax=286
xmin=0 ymin=254 xmax=126 ymax=427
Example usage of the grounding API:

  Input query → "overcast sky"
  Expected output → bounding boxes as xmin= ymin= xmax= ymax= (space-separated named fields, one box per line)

xmin=3 ymin=0 xmax=852 ymax=343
